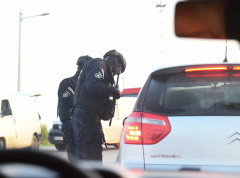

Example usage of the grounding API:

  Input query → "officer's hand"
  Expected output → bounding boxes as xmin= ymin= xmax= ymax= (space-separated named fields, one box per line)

xmin=113 ymin=88 xmax=121 ymax=99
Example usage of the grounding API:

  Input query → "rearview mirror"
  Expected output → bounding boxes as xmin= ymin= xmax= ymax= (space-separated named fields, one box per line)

xmin=175 ymin=0 xmax=240 ymax=41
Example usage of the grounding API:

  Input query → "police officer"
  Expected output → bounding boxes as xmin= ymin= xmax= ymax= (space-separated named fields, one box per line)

xmin=57 ymin=55 xmax=92 ymax=163
xmin=72 ymin=49 xmax=126 ymax=161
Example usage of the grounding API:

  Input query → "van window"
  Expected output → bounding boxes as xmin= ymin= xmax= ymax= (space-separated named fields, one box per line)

xmin=1 ymin=100 xmax=12 ymax=116
xmin=143 ymin=72 xmax=240 ymax=116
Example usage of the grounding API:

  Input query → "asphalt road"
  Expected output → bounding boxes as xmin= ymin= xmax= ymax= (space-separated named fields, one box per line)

xmin=39 ymin=145 xmax=119 ymax=166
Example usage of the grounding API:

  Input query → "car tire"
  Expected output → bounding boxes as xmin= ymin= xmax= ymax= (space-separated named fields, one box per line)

xmin=0 ymin=139 xmax=5 ymax=151
xmin=55 ymin=144 xmax=66 ymax=151
xmin=30 ymin=135 xmax=39 ymax=152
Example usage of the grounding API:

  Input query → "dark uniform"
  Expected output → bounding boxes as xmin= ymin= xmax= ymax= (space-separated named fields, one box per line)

xmin=72 ymin=50 xmax=126 ymax=161
xmin=58 ymin=77 xmax=76 ymax=163
xmin=57 ymin=55 xmax=92 ymax=163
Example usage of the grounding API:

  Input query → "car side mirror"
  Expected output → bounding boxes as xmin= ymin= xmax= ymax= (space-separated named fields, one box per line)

xmin=175 ymin=0 xmax=240 ymax=42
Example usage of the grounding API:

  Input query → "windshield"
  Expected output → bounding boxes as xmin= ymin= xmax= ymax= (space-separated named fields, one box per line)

xmin=2 ymin=0 xmax=240 ymax=177
xmin=144 ymin=72 xmax=240 ymax=116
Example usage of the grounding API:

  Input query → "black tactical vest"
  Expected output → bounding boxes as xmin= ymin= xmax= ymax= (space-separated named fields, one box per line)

xmin=73 ymin=59 xmax=109 ymax=117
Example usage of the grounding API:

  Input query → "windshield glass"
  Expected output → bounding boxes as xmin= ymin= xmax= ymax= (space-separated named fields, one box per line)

xmin=2 ymin=0 xmax=240 ymax=177
xmin=144 ymin=71 xmax=240 ymax=116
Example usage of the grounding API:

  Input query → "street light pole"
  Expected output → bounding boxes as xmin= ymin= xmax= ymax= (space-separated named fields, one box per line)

xmin=17 ymin=12 xmax=49 ymax=92
xmin=18 ymin=12 xmax=22 ymax=92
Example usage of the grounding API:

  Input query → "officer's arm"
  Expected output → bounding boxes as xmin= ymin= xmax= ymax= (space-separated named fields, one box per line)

xmin=85 ymin=60 xmax=115 ymax=97
xmin=59 ymin=80 xmax=75 ymax=105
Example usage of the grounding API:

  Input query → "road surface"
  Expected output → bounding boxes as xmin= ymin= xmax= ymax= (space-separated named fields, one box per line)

xmin=40 ymin=145 xmax=119 ymax=166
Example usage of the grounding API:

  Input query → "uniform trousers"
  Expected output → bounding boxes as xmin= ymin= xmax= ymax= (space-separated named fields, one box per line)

xmin=72 ymin=115 xmax=103 ymax=161
xmin=62 ymin=120 xmax=76 ymax=163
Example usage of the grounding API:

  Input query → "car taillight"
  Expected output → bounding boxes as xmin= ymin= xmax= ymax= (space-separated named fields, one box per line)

xmin=184 ymin=66 xmax=228 ymax=72
xmin=184 ymin=66 xmax=240 ymax=73
xmin=123 ymin=112 xmax=171 ymax=145
xmin=233 ymin=74 xmax=240 ymax=77
xmin=185 ymin=74 xmax=228 ymax=77
xmin=232 ymin=66 xmax=240 ymax=70
xmin=123 ymin=112 xmax=142 ymax=144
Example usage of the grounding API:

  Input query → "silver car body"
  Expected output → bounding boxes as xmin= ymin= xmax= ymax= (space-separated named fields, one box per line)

xmin=117 ymin=63 xmax=240 ymax=172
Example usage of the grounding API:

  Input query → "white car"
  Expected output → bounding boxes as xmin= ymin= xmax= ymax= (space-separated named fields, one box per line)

xmin=117 ymin=63 xmax=240 ymax=172
xmin=102 ymin=88 xmax=141 ymax=148
xmin=0 ymin=93 xmax=42 ymax=151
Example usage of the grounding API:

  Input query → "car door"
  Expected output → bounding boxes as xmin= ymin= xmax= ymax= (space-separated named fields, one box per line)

xmin=102 ymin=100 xmax=122 ymax=144
xmin=102 ymin=96 xmax=138 ymax=144
xmin=12 ymin=97 xmax=37 ymax=148
xmin=0 ymin=99 xmax=17 ymax=149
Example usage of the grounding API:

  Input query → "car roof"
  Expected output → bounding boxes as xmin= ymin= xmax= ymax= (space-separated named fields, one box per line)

xmin=0 ymin=92 xmax=42 ymax=97
xmin=121 ymin=88 xmax=141 ymax=95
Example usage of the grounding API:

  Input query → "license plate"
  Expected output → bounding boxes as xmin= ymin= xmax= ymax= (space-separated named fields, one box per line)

xmin=54 ymin=136 xmax=63 ymax=141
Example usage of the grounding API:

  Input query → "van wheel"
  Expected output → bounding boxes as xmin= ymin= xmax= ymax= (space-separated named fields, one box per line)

xmin=30 ymin=135 xmax=39 ymax=152
xmin=0 ymin=139 xmax=5 ymax=151
xmin=55 ymin=144 xmax=66 ymax=151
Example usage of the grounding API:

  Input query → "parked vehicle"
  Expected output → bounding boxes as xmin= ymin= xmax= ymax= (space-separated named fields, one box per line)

xmin=0 ymin=93 xmax=42 ymax=151
xmin=48 ymin=116 xmax=66 ymax=151
xmin=117 ymin=63 xmax=240 ymax=172
xmin=102 ymin=87 xmax=141 ymax=148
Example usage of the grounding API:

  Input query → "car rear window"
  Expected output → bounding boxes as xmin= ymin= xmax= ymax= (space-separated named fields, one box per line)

xmin=143 ymin=71 xmax=240 ymax=116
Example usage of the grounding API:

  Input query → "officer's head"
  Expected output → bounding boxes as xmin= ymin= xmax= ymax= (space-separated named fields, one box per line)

xmin=77 ymin=55 xmax=93 ymax=70
xmin=103 ymin=49 xmax=126 ymax=76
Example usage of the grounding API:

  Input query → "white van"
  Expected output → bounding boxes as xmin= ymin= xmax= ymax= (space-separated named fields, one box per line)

xmin=101 ymin=87 xmax=141 ymax=148
xmin=0 ymin=93 xmax=42 ymax=151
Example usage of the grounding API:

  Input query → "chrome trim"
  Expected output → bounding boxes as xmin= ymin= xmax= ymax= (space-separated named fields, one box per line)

xmin=125 ymin=117 xmax=141 ymax=123
xmin=228 ymin=131 xmax=240 ymax=139
xmin=228 ymin=131 xmax=240 ymax=144
xmin=142 ymin=118 xmax=165 ymax=126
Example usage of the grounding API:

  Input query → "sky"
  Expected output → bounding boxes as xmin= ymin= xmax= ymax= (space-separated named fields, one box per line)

xmin=0 ymin=0 xmax=240 ymax=128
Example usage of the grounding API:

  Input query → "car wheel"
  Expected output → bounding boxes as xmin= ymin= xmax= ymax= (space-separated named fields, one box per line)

xmin=30 ymin=135 xmax=39 ymax=152
xmin=55 ymin=144 xmax=66 ymax=151
xmin=0 ymin=139 xmax=5 ymax=151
